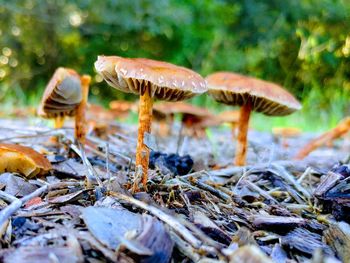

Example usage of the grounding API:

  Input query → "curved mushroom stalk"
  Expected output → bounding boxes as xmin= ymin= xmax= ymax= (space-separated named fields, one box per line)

xmin=75 ymin=75 xmax=91 ymax=144
xmin=235 ymin=99 xmax=252 ymax=166
xmin=135 ymin=86 xmax=153 ymax=189
xmin=295 ymin=117 xmax=350 ymax=160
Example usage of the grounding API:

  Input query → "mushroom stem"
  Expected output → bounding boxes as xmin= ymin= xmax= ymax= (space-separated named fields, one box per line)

xmin=231 ymin=122 xmax=237 ymax=141
xmin=135 ymin=86 xmax=153 ymax=188
xmin=54 ymin=116 xmax=65 ymax=129
xmin=75 ymin=75 xmax=91 ymax=144
xmin=159 ymin=120 xmax=169 ymax=137
xmin=235 ymin=99 xmax=252 ymax=166
xmin=295 ymin=117 xmax=350 ymax=160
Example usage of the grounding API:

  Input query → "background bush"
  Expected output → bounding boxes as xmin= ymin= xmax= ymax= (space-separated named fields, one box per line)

xmin=0 ymin=0 xmax=349 ymax=128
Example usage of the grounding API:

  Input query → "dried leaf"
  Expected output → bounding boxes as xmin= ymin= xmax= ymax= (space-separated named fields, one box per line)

xmin=0 ymin=173 xmax=38 ymax=197
xmin=0 ymin=246 xmax=83 ymax=263
xmin=81 ymin=207 xmax=173 ymax=262
xmin=0 ymin=143 xmax=52 ymax=177
xmin=228 ymin=245 xmax=273 ymax=263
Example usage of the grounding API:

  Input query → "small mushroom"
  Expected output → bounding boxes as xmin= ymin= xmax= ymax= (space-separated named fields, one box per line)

xmin=153 ymin=101 xmax=213 ymax=137
xmin=38 ymin=68 xmax=90 ymax=143
xmin=0 ymin=143 xmax=52 ymax=177
xmin=88 ymin=103 xmax=116 ymax=122
xmin=95 ymin=56 xmax=207 ymax=190
xmin=218 ymin=110 xmax=240 ymax=139
xmin=295 ymin=117 xmax=350 ymax=160
xmin=86 ymin=104 xmax=122 ymax=139
xmin=75 ymin=75 xmax=91 ymax=144
xmin=272 ymin=127 xmax=302 ymax=148
xmin=109 ymin=100 xmax=136 ymax=119
xmin=206 ymin=72 xmax=301 ymax=166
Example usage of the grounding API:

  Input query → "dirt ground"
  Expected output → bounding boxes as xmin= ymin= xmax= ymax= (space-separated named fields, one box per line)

xmin=0 ymin=117 xmax=349 ymax=263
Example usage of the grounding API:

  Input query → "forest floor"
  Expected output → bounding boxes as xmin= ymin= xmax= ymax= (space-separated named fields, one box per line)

xmin=0 ymin=117 xmax=349 ymax=263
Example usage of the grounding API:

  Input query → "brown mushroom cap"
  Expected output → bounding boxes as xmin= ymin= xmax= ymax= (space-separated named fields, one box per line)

xmin=38 ymin=67 xmax=82 ymax=118
xmin=95 ymin=56 xmax=207 ymax=101
xmin=206 ymin=72 xmax=301 ymax=116
xmin=0 ymin=143 xmax=52 ymax=177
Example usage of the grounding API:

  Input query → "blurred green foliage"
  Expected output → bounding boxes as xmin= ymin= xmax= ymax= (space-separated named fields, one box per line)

xmin=0 ymin=0 xmax=350 ymax=127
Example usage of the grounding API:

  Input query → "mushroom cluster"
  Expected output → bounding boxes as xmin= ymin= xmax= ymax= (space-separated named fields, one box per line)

xmin=34 ymin=55 xmax=302 ymax=192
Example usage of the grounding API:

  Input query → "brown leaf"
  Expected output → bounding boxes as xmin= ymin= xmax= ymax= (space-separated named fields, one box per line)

xmin=0 ymin=143 xmax=52 ymax=177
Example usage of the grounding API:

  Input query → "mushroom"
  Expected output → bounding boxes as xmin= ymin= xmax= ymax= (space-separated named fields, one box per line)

xmin=217 ymin=110 xmax=240 ymax=139
xmin=75 ymin=75 xmax=91 ymax=144
xmin=0 ymin=143 xmax=52 ymax=177
xmin=272 ymin=127 xmax=302 ymax=148
xmin=38 ymin=68 xmax=90 ymax=143
xmin=153 ymin=101 xmax=213 ymax=137
xmin=152 ymin=103 xmax=175 ymax=137
xmin=95 ymin=56 xmax=207 ymax=189
xmin=206 ymin=72 xmax=301 ymax=166
xmin=86 ymin=103 xmax=123 ymax=139
xmin=295 ymin=117 xmax=350 ymax=160
xmin=109 ymin=100 xmax=136 ymax=119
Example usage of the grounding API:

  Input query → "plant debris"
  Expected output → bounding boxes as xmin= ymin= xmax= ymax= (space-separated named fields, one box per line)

xmin=0 ymin=118 xmax=349 ymax=262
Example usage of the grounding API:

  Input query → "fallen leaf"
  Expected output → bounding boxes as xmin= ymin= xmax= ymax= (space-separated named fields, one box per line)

xmin=24 ymin=197 xmax=43 ymax=208
xmin=0 ymin=143 xmax=52 ymax=177
xmin=81 ymin=207 xmax=174 ymax=262
xmin=0 ymin=173 xmax=38 ymax=197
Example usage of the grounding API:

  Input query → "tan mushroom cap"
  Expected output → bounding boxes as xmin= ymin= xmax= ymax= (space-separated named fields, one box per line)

xmin=207 ymin=72 xmax=301 ymax=116
xmin=153 ymin=101 xmax=211 ymax=117
xmin=0 ymin=143 xmax=52 ymax=177
xmin=109 ymin=100 xmax=135 ymax=112
xmin=95 ymin=56 xmax=207 ymax=101
xmin=272 ymin=127 xmax=302 ymax=137
xmin=38 ymin=67 xmax=82 ymax=118
xmin=218 ymin=110 xmax=240 ymax=123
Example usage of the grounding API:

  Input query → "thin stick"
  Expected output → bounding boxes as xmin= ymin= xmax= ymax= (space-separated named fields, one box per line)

xmin=75 ymin=75 xmax=91 ymax=144
xmin=270 ymin=163 xmax=311 ymax=200
xmin=189 ymin=178 xmax=231 ymax=202
xmin=244 ymin=180 xmax=278 ymax=204
xmin=297 ymin=167 xmax=313 ymax=184
xmin=0 ymin=185 xmax=48 ymax=227
xmin=168 ymin=231 xmax=201 ymax=262
xmin=105 ymin=142 xmax=112 ymax=187
xmin=135 ymin=86 xmax=153 ymax=189
xmin=71 ymin=142 xmax=103 ymax=188
xmin=109 ymin=191 xmax=202 ymax=248
xmin=0 ymin=129 xmax=64 ymax=142
xmin=295 ymin=117 xmax=350 ymax=160
xmin=176 ymin=120 xmax=184 ymax=154
xmin=0 ymin=191 xmax=19 ymax=203
xmin=235 ymin=99 xmax=252 ymax=166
